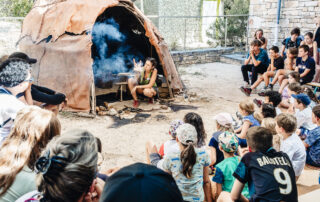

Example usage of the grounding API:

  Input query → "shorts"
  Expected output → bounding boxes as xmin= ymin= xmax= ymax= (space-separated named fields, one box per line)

xmin=150 ymin=153 xmax=161 ymax=166
xmin=306 ymin=149 xmax=320 ymax=167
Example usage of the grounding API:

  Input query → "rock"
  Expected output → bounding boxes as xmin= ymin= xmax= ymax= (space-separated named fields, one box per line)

xmin=104 ymin=102 xmax=109 ymax=108
xmin=108 ymin=108 xmax=118 ymax=116
xmin=188 ymin=92 xmax=197 ymax=97
xmin=99 ymin=106 xmax=107 ymax=111
xmin=98 ymin=111 xmax=108 ymax=116
xmin=96 ymin=106 xmax=100 ymax=112
xmin=160 ymin=105 xmax=168 ymax=110
xmin=159 ymin=107 xmax=172 ymax=113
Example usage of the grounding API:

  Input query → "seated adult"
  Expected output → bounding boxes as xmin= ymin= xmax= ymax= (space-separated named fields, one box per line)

xmin=128 ymin=57 xmax=158 ymax=108
xmin=240 ymin=46 xmax=284 ymax=96
xmin=8 ymin=52 xmax=67 ymax=113
xmin=0 ymin=58 xmax=31 ymax=145
xmin=17 ymin=129 xmax=103 ymax=202
xmin=0 ymin=106 xmax=60 ymax=202
xmin=241 ymin=40 xmax=269 ymax=88
xmin=100 ymin=163 xmax=184 ymax=202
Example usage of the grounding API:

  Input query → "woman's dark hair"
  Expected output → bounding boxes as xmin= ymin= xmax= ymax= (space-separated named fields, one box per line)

xmin=254 ymin=29 xmax=263 ymax=39
xmin=260 ymin=37 xmax=266 ymax=44
xmin=303 ymin=86 xmax=319 ymax=104
xmin=180 ymin=142 xmax=197 ymax=178
xmin=183 ymin=113 xmax=206 ymax=147
xmin=262 ymin=103 xmax=276 ymax=118
xmin=305 ymin=32 xmax=313 ymax=39
xmin=146 ymin=57 xmax=157 ymax=68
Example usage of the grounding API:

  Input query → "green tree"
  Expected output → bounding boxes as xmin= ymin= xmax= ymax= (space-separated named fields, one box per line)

xmin=206 ymin=0 xmax=249 ymax=47
xmin=0 ymin=0 xmax=34 ymax=17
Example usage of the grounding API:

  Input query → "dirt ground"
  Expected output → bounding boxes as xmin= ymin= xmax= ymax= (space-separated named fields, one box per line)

xmin=58 ymin=62 xmax=320 ymax=197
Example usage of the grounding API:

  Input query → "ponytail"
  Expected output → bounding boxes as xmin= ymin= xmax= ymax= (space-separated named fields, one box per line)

xmin=180 ymin=142 xmax=197 ymax=178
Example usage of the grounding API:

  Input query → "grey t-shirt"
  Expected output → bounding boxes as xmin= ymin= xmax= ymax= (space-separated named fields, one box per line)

xmin=0 ymin=166 xmax=36 ymax=202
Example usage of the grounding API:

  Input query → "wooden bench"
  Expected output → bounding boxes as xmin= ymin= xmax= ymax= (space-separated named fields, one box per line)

xmin=306 ymin=82 xmax=320 ymax=94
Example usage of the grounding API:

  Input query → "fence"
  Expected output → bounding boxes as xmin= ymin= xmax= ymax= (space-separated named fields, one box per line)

xmin=0 ymin=15 xmax=250 ymax=56
xmin=150 ymin=15 xmax=250 ymax=52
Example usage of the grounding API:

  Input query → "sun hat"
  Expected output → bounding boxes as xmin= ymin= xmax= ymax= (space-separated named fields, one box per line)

xmin=100 ymin=163 xmax=184 ymax=202
xmin=176 ymin=123 xmax=197 ymax=145
xmin=0 ymin=58 xmax=30 ymax=88
xmin=169 ymin=120 xmax=184 ymax=138
xmin=213 ymin=112 xmax=233 ymax=127
xmin=218 ymin=131 xmax=239 ymax=153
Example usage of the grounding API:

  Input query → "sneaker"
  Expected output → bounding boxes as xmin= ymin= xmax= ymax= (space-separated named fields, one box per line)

xmin=240 ymin=86 xmax=252 ymax=96
xmin=251 ymin=89 xmax=258 ymax=94
xmin=268 ymin=84 xmax=273 ymax=91
xmin=133 ymin=100 xmax=139 ymax=108
xmin=253 ymin=98 xmax=263 ymax=108
xmin=148 ymin=98 xmax=154 ymax=104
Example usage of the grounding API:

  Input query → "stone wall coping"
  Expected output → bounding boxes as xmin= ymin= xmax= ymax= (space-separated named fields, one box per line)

xmin=171 ymin=47 xmax=234 ymax=55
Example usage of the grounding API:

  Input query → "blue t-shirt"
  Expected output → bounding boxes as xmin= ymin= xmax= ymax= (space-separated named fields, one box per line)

xmin=233 ymin=149 xmax=298 ymax=202
xmin=208 ymin=131 xmax=224 ymax=165
xmin=305 ymin=126 xmax=320 ymax=164
xmin=243 ymin=114 xmax=260 ymax=127
xmin=296 ymin=57 xmax=315 ymax=82
xmin=246 ymin=48 xmax=269 ymax=67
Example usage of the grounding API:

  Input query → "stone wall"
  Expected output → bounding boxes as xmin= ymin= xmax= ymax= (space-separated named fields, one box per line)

xmin=249 ymin=0 xmax=319 ymax=48
xmin=171 ymin=47 xmax=234 ymax=66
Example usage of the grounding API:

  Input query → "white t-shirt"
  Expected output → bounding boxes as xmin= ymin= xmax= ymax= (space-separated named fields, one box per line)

xmin=295 ymin=107 xmax=317 ymax=130
xmin=0 ymin=93 xmax=25 ymax=146
xmin=280 ymin=133 xmax=306 ymax=176
xmin=157 ymin=140 xmax=179 ymax=169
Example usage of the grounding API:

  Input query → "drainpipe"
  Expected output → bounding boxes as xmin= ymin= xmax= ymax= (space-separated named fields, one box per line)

xmin=274 ymin=0 xmax=282 ymax=45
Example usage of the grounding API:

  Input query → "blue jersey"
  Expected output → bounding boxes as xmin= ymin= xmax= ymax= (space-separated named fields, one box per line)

xmin=233 ymin=149 xmax=298 ymax=202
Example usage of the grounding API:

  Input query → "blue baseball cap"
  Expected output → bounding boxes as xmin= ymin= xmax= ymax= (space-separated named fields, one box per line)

xmin=101 ymin=163 xmax=184 ymax=202
xmin=291 ymin=93 xmax=311 ymax=106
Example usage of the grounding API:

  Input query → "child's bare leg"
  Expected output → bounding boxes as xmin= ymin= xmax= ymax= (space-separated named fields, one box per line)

xmin=250 ymin=76 xmax=264 ymax=89
xmin=271 ymin=69 xmax=285 ymax=85
xmin=145 ymin=141 xmax=158 ymax=164
xmin=278 ymin=75 xmax=285 ymax=85
xmin=264 ymin=71 xmax=275 ymax=86
xmin=278 ymin=79 xmax=288 ymax=94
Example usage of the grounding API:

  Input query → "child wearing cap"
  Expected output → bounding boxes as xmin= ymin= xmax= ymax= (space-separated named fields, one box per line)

xmin=163 ymin=123 xmax=212 ymax=202
xmin=289 ymin=93 xmax=317 ymax=138
xmin=0 ymin=59 xmax=30 ymax=145
xmin=146 ymin=120 xmax=183 ymax=169
xmin=276 ymin=113 xmax=306 ymax=179
xmin=235 ymin=100 xmax=260 ymax=147
xmin=209 ymin=113 xmax=234 ymax=168
xmin=304 ymin=105 xmax=320 ymax=167
xmin=211 ymin=131 xmax=250 ymax=200
xmin=218 ymin=127 xmax=298 ymax=202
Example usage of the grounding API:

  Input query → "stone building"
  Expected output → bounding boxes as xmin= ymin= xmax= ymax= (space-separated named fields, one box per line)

xmin=249 ymin=0 xmax=319 ymax=47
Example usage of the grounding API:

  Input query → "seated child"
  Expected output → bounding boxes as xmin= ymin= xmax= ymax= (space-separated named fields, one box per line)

xmin=304 ymin=105 xmax=320 ymax=167
xmin=235 ymin=100 xmax=260 ymax=147
xmin=276 ymin=113 xmax=306 ymax=179
xmin=261 ymin=118 xmax=281 ymax=151
xmin=302 ymin=86 xmax=319 ymax=109
xmin=279 ymin=72 xmax=300 ymax=108
xmin=184 ymin=112 xmax=207 ymax=148
xmin=212 ymin=132 xmax=250 ymax=200
xmin=209 ymin=113 xmax=234 ymax=168
xmin=281 ymin=27 xmax=302 ymax=58
xmin=217 ymin=127 xmax=298 ymax=202
xmin=146 ymin=120 xmax=183 ymax=169
xmin=254 ymin=91 xmax=282 ymax=115
xmin=261 ymin=103 xmax=276 ymax=119
xmin=295 ymin=45 xmax=316 ymax=85
xmin=163 ymin=123 xmax=212 ymax=202
xmin=290 ymin=93 xmax=317 ymax=138
xmin=268 ymin=47 xmax=298 ymax=90
xmin=240 ymin=46 xmax=284 ymax=96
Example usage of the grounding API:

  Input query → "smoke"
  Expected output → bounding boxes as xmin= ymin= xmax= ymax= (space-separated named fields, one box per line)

xmin=92 ymin=18 xmax=144 ymax=86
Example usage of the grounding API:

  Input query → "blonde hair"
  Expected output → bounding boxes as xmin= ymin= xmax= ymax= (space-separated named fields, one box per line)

xmin=216 ymin=121 xmax=234 ymax=133
xmin=0 ymin=106 xmax=61 ymax=196
xmin=261 ymin=118 xmax=277 ymax=135
xmin=37 ymin=130 xmax=98 ymax=202
xmin=239 ymin=99 xmax=255 ymax=115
